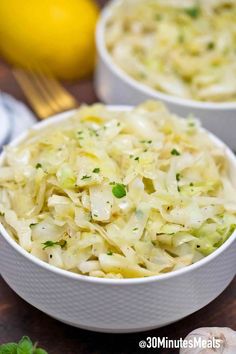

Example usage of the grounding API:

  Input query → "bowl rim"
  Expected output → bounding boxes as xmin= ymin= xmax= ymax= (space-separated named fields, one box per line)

xmin=0 ymin=107 xmax=236 ymax=285
xmin=96 ymin=0 xmax=236 ymax=111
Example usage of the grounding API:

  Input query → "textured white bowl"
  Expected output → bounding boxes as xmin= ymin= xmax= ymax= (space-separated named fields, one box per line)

xmin=95 ymin=0 xmax=236 ymax=151
xmin=0 ymin=108 xmax=236 ymax=333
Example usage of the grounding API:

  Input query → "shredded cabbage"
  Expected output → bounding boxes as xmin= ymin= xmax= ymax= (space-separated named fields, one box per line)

xmin=0 ymin=101 xmax=236 ymax=278
xmin=105 ymin=0 xmax=236 ymax=102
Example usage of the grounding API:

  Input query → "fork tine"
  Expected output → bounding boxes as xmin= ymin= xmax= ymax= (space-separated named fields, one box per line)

xmin=13 ymin=69 xmax=53 ymax=119
xmin=13 ymin=67 xmax=78 ymax=119
xmin=35 ymin=68 xmax=78 ymax=110
xmin=26 ymin=68 xmax=62 ymax=113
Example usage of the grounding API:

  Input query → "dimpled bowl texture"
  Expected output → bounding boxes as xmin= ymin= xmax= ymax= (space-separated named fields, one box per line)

xmin=95 ymin=0 xmax=236 ymax=151
xmin=0 ymin=108 xmax=236 ymax=333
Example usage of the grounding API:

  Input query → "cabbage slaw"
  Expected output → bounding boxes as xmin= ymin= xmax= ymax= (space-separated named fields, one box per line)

xmin=105 ymin=0 xmax=236 ymax=102
xmin=0 ymin=101 xmax=236 ymax=278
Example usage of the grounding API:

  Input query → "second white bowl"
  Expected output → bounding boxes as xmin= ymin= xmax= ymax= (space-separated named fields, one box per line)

xmin=95 ymin=0 xmax=236 ymax=151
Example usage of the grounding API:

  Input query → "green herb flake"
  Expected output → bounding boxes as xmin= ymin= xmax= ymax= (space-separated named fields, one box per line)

xmin=81 ymin=175 xmax=91 ymax=180
xmin=35 ymin=163 xmax=42 ymax=169
xmin=42 ymin=241 xmax=56 ymax=250
xmin=29 ymin=223 xmax=38 ymax=228
xmin=190 ymin=182 xmax=194 ymax=187
xmin=207 ymin=42 xmax=215 ymax=50
xmin=184 ymin=6 xmax=200 ymax=18
xmin=112 ymin=183 xmax=126 ymax=199
xmin=133 ymin=227 xmax=138 ymax=231
xmin=140 ymin=140 xmax=152 ymax=144
xmin=177 ymin=186 xmax=181 ymax=192
xmin=134 ymin=156 xmax=140 ymax=161
xmin=0 ymin=212 xmax=5 ymax=217
xmin=93 ymin=168 xmax=100 ymax=173
xmin=176 ymin=173 xmax=181 ymax=182
xmin=154 ymin=13 xmax=162 ymax=21
xmin=42 ymin=240 xmax=67 ymax=250
xmin=107 ymin=251 xmax=113 ymax=256
xmin=171 ymin=148 xmax=181 ymax=156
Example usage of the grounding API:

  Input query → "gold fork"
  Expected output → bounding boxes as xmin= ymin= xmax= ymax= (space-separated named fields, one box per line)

xmin=13 ymin=67 xmax=78 ymax=119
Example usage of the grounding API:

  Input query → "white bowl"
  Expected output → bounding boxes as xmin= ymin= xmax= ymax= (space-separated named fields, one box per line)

xmin=0 ymin=107 xmax=236 ymax=333
xmin=95 ymin=0 xmax=236 ymax=151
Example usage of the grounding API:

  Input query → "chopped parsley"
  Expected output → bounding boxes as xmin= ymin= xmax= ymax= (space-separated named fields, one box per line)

xmin=176 ymin=173 xmax=181 ymax=182
xmin=81 ymin=175 xmax=91 ymax=180
xmin=35 ymin=163 xmax=42 ymax=169
xmin=42 ymin=240 xmax=67 ymax=250
xmin=88 ymin=128 xmax=99 ymax=137
xmin=184 ymin=6 xmax=200 ymax=18
xmin=112 ymin=183 xmax=126 ymax=199
xmin=171 ymin=148 xmax=181 ymax=156
xmin=107 ymin=251 xmax=113 ymax=256
xmin=207 ymin=42 xmax=215 ymax=50
xmin=134 ymin=156 xmax=140 ymax=161
xmin=133 ymin=227 xmax=138 ymax=231
xmin=93 ymin=168 xmax=100 ymax=173
xmin=155 ymin=13 xmax=162 ymax=21
xmin=190 ymin=182 xmax=194 ymax=187
xmin=0 ymin=212 xmax=5 ymax=217
xmin=29 ymin=223 xmax=38 ymax=228
xmin=140 ymin=140 xmax=152 ymax=144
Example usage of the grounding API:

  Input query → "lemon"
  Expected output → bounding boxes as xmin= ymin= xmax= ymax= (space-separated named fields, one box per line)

xmin=0 ymin=0 xmax=99 ymax=80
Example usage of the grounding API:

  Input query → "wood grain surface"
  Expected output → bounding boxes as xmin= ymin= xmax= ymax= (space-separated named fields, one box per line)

xmin=0 ymin=0 xmax=235 ymax=352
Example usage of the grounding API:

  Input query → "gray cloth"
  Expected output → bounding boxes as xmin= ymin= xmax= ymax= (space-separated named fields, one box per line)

xmin=0 ymin=93 xmax=36 ymax=150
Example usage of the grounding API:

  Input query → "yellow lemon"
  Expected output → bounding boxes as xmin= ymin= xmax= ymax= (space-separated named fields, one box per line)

xmin=0 ymin=0 xmax=99 ymax=80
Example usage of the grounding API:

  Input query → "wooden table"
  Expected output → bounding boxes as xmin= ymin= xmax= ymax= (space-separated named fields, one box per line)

xmin=0 ymin=1 xmax=235 ymax=351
